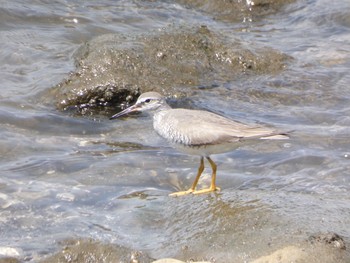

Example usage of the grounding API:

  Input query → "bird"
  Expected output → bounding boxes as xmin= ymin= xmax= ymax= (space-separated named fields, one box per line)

xmin=110 ymin=91 xmax=288 ymax=197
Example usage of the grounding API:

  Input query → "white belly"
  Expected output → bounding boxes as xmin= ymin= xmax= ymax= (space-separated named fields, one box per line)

xmin=171 ymin=141 xmax=243 ymax=156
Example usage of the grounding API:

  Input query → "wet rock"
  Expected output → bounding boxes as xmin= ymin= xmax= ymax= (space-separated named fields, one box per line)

xmin=0 ymin=246 xmax=21 ymax=259
xmin=251 ymin=233 xmax=347 ymax=263
xmin=40 ymin=239 xmax=154 ymax=263
xmin=308 ymin=232 xmax=346 ymax=250
xmin=250 ymin=246 xmax=307 ymax=263
xmin=47 ymin=26 xmax=290 ymax=114
xmin=176 ymin=0 xmax=295 ymax=23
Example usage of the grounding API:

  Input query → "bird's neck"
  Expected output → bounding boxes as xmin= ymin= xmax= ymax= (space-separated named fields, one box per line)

xmin=147 ymin=102 xmax=172 ymax=117
xmin=158 ymin=102 xmax=172 ymax=111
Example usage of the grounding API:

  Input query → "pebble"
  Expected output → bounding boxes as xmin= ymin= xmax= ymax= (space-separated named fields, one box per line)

xmin=0 ymin=246 xmax=21 ymax=257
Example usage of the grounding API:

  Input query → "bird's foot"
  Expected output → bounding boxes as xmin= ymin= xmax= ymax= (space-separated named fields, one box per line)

xmin=169 ymin=189 xmax=194 ymax=197
xmin=192 ymin=186 xmax=220 ymax=195
xmin=169 ymin=186 xmax=220 ymax=197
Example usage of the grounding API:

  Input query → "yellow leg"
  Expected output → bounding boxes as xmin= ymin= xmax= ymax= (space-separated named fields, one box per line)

xmin=192 ymin=157 xmax=220 ymax=195
xmin=169 ymin=157 xmax=205 ymax=197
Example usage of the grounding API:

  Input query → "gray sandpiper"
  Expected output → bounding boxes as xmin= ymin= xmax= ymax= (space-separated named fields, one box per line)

xmin=110 ymin=92 xmax=288 ymax=197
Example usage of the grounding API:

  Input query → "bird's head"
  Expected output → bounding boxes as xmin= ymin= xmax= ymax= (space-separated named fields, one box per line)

xmin=110 ymin=92 xmax=168 ymax=119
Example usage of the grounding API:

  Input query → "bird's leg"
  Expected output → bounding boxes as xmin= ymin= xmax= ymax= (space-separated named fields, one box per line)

xmin=169 ymin=157 xmax=205 ymax=197
xmin=193 ymin=156 xmax=220 ymax=195
xmin=189 ymin=156 xmax=205 ymax=191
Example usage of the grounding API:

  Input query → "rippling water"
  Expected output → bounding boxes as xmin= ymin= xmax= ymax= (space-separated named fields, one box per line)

xmin=1 ymin=0 xmax=350 ymax=262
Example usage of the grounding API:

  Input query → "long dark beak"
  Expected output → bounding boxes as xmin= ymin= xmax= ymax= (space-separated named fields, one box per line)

xmin=109 ymin=104 xmax=140 ymax=120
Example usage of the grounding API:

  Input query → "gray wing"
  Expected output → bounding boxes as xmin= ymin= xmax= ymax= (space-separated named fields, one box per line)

xmin=155 ymin=109 xmax=284 ymax=146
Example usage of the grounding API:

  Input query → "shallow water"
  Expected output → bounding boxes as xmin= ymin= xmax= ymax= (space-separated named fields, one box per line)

xmin=1 ymin=0 xmax=350 ymax=262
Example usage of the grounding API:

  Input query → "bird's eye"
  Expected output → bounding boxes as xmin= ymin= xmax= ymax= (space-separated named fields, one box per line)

xmin=144 ymin=99 xmax=151 ymax=103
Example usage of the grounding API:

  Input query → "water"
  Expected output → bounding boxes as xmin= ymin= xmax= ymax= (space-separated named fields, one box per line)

xmin=1 ymin=0 xmax=350 ymax=262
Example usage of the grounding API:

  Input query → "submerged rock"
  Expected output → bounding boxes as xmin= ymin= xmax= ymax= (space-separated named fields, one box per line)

xmin=40 ymin=239 xmax=154 ymax=263
xmin=176 ymin=0 xmax=296 ymax=23
xmin=47 ymin=26 xmax=291 ymax=114
xmin=39 ymin=239 xmax=209 ymax=263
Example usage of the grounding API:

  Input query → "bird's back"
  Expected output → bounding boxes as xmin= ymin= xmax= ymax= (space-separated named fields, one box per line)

xmin=153 ymin=108 xmax=286 ymax=147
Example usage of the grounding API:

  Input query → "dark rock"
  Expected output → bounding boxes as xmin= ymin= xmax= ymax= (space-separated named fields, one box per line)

xmin=308 ymin=232 xmax=346 ymax=250
xmin=47 ymin=26 xmax=291 ymax=114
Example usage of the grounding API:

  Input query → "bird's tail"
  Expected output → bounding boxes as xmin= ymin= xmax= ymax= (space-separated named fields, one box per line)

xmin=261 ymin=134 xmax=289 ymax=140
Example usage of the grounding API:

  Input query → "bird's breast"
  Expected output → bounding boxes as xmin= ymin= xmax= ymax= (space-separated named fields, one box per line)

xmin=153 ymin=111 xmax=192 ymax=145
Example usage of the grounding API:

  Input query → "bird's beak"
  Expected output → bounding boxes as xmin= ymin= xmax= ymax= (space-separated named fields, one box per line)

xmin=109 ymin=104 xmax=140 ymax=120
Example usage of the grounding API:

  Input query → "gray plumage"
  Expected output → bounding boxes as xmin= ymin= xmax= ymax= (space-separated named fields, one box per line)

xmin=110 ymin=91 xmax=289 ymax=196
